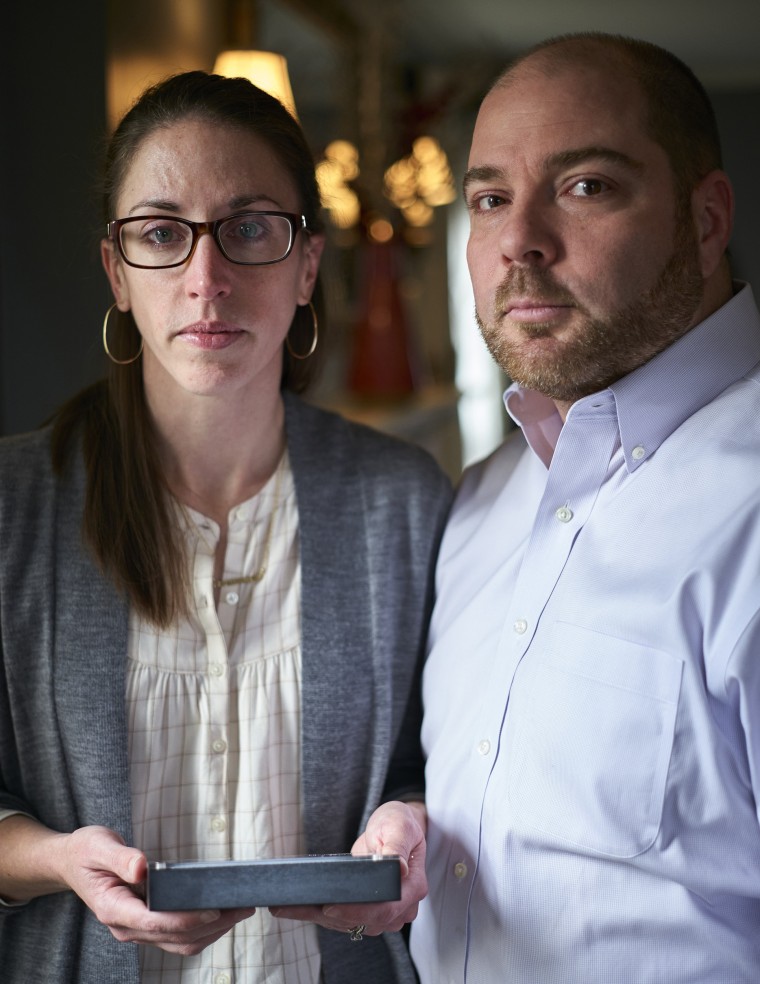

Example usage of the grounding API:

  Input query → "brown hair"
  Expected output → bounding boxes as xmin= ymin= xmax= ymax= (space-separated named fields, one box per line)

xmin=52 ymin=71 xmax=325 ymax=626
xmin=494 ymin=33 xmax=723 ymax=200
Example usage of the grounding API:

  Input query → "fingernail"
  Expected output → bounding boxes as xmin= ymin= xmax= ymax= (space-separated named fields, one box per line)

xmin=200 ymin=909 xmax=220 ymax=923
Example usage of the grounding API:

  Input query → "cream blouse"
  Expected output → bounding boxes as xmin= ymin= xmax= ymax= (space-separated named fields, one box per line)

xmin=126 ymin=452 xmax=320 ymax=984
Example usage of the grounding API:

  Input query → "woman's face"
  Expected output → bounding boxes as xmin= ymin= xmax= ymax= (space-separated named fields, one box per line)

xmin=101 ymin=118 xmax=323 ymax=407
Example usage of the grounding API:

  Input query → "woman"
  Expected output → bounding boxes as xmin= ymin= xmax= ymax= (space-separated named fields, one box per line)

xmin=0 ymin=72 xmax=451 ymax=983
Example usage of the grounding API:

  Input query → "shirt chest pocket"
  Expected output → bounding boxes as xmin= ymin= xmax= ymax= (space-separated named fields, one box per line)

xmin=508 ymin=622 xmax=683 ymax=858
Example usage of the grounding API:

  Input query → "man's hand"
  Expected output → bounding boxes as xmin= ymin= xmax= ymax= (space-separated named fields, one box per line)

xmin=270 ymin=800 xmax=427 ymax=936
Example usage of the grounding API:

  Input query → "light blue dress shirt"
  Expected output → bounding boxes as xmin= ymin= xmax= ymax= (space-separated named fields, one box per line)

xmin=412 ymin=285 xmax=760 ymax=983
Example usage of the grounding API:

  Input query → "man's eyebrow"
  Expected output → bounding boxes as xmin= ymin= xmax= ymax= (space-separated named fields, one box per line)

xmin=544 ymin=147 xmax=645 ymax=173
xmin=462 ymin=149 xmax=644 ymax=198
xmin=462 ymin=165 xmax=504 ymax=197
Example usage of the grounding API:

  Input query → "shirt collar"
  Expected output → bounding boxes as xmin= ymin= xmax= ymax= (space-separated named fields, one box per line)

xmin=505 ymin=283 xmax=760 ymax=471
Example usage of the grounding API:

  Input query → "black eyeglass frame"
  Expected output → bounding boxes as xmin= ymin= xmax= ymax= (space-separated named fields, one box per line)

xmin=106 ymin=210 xmax=309 ymax=269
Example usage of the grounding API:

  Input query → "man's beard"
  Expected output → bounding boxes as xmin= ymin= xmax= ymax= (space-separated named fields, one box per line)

xmin=475 ymin=214 xmax=705 ymax=403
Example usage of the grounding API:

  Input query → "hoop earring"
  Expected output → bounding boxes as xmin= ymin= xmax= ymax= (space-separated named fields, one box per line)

xmin=286 ymin=301 xmax=318 ymax=360
xmin=102 ymin=303 xmax=143 ymax=365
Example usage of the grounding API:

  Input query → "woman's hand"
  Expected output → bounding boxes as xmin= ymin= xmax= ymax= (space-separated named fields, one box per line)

xmin=270 ymin=799 xmax=427 ymax=937
xmin=0 ymin=818 xmax=255 ymax=955
xmin=59 ymin=826 xmax=256 ymax=955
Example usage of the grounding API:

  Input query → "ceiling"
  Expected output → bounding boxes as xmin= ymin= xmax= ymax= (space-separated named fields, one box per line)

xmin=367 ymin=0 xmax=760 ymax=87
xmin=253 ymin=0 xmax=760 ymax=165
xmin=105 ymin=0 xmax=760 ymax=272
xmin=108 ymin=1 xmax=760 ymax=155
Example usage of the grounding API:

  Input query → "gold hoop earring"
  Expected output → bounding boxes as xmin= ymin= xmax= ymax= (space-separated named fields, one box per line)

xmin=286 ymin=301 xmax=318 ymax=360
xmin=102 ymin=303 xmax=143 ymax=365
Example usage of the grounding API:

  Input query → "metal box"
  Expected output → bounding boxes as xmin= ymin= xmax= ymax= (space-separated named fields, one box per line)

xmin=147 ymin=854 xmax=401 ymax=911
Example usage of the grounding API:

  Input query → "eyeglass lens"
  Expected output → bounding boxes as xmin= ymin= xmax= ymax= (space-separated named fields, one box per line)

xmin=118 ymin=213 xmax=295 ymax=267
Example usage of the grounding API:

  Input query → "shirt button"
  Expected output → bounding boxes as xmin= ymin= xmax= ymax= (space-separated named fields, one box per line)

xmin=513 ymin=618 xmax=528 ymax=635
xmin=209 ymin=663 xmax=225 ymax=677
xmin=453 ymin=862 xmax=468 ymax=880
xmin=225 ymin=590 xmax=240 ymax=605
xmin=215 ymin=975 xmax=231 ymax=984
xmin=211 ymin=816 xmax=227 ymax=833
xmin=632 ymin=445 xmax=646 ymax=460
xmin=477 ymin=740 xmax=491 ymax=756
xmin=212 ymin=738 xmax=227 ymax=754
xmin=555 ymin=505 xmax=573 ymax=523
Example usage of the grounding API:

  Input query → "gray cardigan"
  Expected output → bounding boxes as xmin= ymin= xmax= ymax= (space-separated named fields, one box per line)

xmin=0 ymin=392 xmax=452 ymax=984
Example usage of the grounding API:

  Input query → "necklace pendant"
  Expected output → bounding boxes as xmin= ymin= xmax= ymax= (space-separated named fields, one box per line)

xmin=213 ymin=564 xmax=267 ymax=590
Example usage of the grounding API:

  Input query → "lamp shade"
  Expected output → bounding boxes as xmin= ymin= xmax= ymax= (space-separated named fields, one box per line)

xmin=213 ymin=50 xmax=297 ymax=118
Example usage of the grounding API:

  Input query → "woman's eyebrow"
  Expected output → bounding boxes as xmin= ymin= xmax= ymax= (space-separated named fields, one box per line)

xmin=228 ymin=193 xmax=286 ymax=210
xmin=128 ymin=199 xmax=180 ymax=215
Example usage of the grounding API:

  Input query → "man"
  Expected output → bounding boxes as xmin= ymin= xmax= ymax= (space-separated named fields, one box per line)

xmin=411 ymin=32 xmax=760 ymax=983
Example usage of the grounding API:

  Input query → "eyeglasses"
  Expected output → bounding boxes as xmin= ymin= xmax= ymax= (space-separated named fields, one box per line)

xmin=107 ymin=210 xmax=308 ymax=269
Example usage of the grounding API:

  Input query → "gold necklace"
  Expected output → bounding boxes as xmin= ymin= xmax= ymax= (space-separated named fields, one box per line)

xmin=212 ymin=462 xmax=283 ymax=590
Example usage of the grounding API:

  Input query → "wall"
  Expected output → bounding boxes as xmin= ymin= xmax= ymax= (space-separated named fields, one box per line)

xmin=1 ymin=0 xmax=108 ymax=435
xmin=712 ymin=90 xmax=760 ymax=291
xmin=0 ymin=0 xmax=222 ymax=437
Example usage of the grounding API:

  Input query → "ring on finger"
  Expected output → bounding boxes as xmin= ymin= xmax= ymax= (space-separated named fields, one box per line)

xmin=347 ymin=923 xmax=366 ymax=942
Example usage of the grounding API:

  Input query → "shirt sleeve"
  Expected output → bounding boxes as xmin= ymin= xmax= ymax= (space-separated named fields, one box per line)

xmin=724 ymin=605 xmax=760 ymax=826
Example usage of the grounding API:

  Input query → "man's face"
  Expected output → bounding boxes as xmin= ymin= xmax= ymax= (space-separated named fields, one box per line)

xmin=464 ymin=56 xmax=705 ymax=404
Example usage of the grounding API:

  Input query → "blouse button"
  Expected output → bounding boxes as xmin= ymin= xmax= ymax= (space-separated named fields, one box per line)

xmin=513 ymin=618 xmax=528 ymax=635
xmin=453 ymin=862 xmax=468 ymax=880
xmin=555 ymin=506 xmax=573 ymax=523
xmin=632 ymin=445 xmax=646 ymax=460
xmin=211 ymin=816 xmax=227 ymax=833
xmin=225 ymin=590 xmax=240 ymax=606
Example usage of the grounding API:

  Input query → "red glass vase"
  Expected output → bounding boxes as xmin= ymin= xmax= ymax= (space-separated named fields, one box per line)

xmin=348 ymin=238 xmax=418 ymax=398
